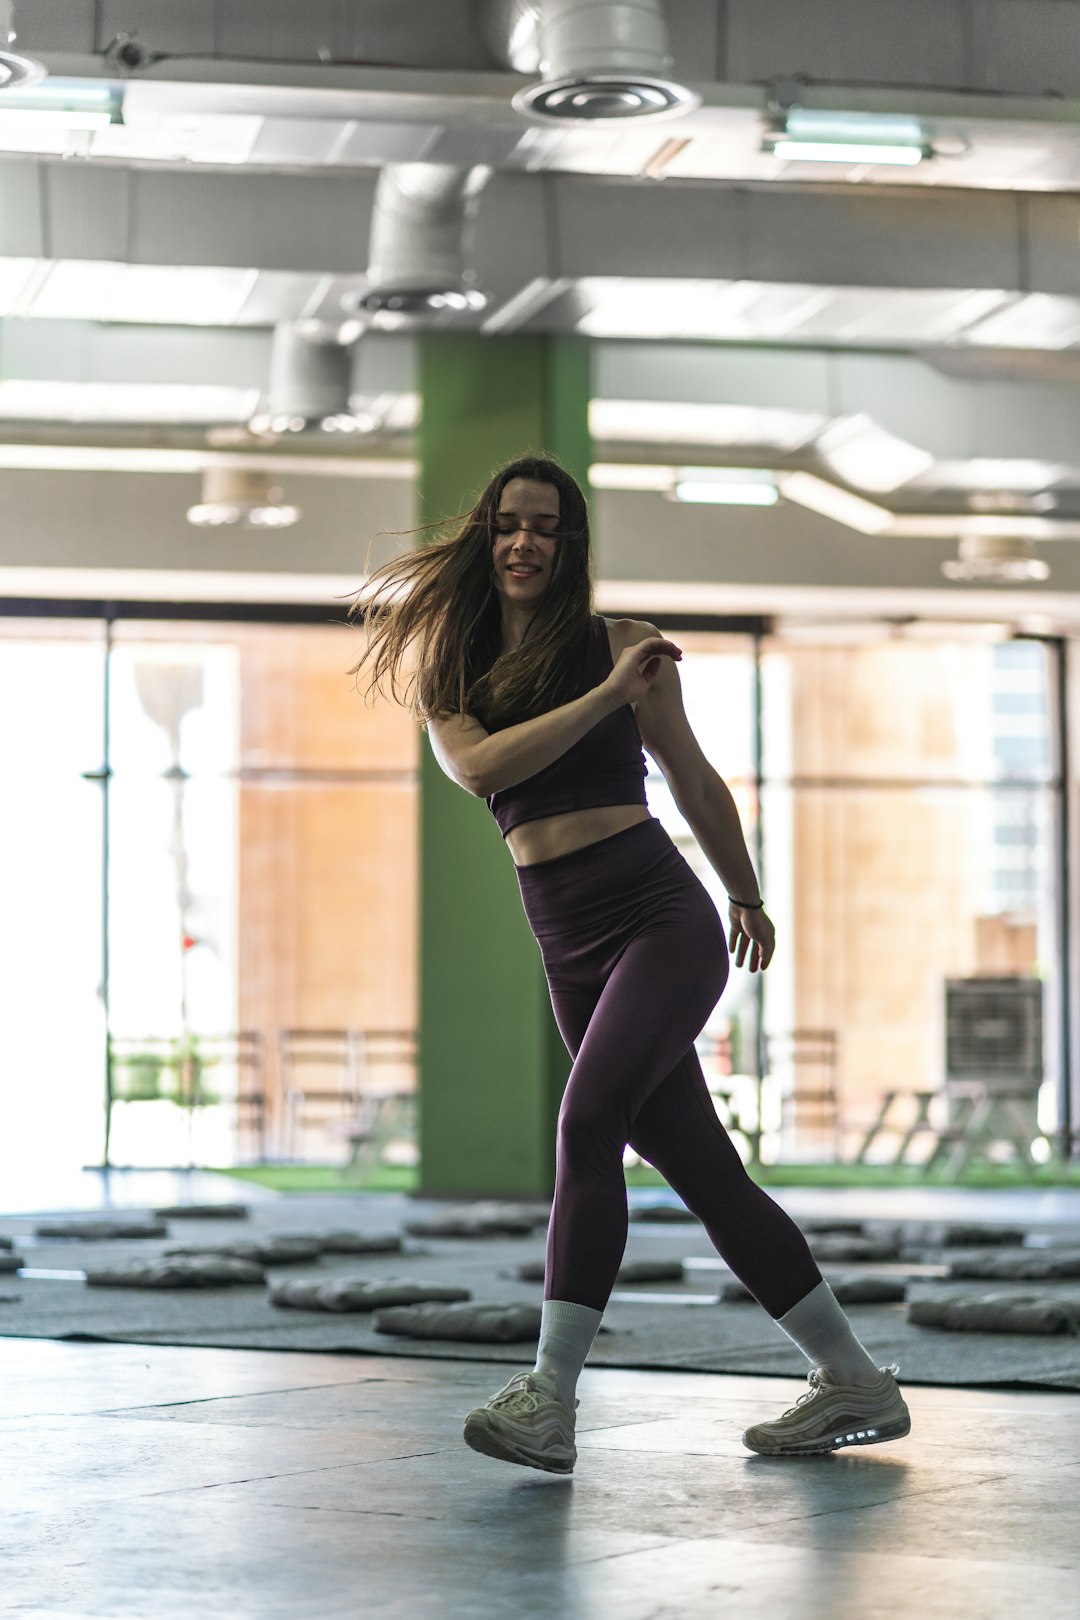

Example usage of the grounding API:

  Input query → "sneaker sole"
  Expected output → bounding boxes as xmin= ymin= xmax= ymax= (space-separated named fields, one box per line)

xmin=743 ymin=1409 xmax=911 ymax=1457
xmin=463 ymin=1410 xmax=575 ymax=1474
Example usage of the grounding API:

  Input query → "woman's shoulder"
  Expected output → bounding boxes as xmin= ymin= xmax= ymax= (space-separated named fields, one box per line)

xmin=597 ymin=615 xmax=646 ymax=658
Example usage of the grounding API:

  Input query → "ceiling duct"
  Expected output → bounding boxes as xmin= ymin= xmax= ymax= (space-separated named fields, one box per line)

xmin=353 ymin=163 xmax=491 ymax=318
xmin=0 ymin=1 xmax=45 ymax=90
xmin=187 ymin=466 xmax=300 ymax=529
xmin=941 ymin=533 xmax=1049 ymax=583
xmin=248 ymin=322 xmax=370 ymax=437
xmin=498 ymin=0 xmax=698 ymax=121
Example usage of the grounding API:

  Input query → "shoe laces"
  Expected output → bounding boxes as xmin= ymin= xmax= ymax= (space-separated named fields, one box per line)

xmin=780 ymin=1363 xmax=900 ymax=1421
xmin=490 ymin=1372 xmax=557 ymax=1413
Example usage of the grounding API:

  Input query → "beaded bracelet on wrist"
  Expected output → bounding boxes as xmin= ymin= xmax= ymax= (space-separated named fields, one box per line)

xmin=728 ymin=895 xmax=764 ymax=910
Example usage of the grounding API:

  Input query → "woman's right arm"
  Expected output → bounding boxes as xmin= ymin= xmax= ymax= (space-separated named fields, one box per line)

xmin=427 ymin=684 xmax=622 ymax=798
xmin=427 ymin=633 xmax=681 ymax=797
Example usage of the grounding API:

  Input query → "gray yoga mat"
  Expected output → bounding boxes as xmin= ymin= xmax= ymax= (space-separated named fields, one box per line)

xmin=2 ymin=1193 xmax=1079 ymax=1391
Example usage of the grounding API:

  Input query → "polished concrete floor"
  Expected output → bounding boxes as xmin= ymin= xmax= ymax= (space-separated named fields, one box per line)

xmin=2 ymin=1338 xmax=1077 ymax=1620
xmin=2 ymin=1172 xmax=1079 ymax=1619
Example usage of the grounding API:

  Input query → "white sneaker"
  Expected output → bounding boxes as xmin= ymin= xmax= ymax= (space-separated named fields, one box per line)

xmin=742 ymin=1364 xmax=911 ymax=1456
xmin=463 ymin=1370 xmax=578 ymax=1474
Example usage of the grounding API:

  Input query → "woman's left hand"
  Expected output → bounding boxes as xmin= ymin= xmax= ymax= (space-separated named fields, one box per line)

xmin=728 ymin=904 xmax=775 ymax=973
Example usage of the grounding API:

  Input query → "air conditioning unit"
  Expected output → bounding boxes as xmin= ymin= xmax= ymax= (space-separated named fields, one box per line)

xmin=944 ymin=976 xmax=1043 ymax=1095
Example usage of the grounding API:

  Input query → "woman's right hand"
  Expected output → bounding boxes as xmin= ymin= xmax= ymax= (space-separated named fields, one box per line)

xmin=604 ymin=637 xmax=683 ymax=706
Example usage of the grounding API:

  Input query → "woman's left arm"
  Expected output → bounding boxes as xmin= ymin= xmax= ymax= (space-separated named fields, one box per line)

xmin=631 ymin=621 xmax=775 ymax=972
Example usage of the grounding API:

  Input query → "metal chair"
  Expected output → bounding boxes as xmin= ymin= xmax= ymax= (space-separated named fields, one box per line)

xmin=278 ymin=1027 xmax=365 ymax=1160
xmin=763 ymin=1028 xmax=842 ymax=1161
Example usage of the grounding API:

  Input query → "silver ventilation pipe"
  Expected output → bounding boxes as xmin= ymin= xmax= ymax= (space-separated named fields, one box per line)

xmin=0 ymin=1 xmax=46 ymax=90
xmin=485 ymin=0 xmax=698 ymax=121
xmin=249 ymin=322 xmax=367 ymax=436
xmin=356 ymin=163 xmax=491 ymax=318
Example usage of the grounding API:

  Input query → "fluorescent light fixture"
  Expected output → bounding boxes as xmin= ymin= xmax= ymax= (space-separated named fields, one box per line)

xmin=0 ymin=80 xmax=121 ymax=130
xmin=765 ymin=109 xmax=928 ymax=166
xmin=672 ymin=468 xmax=778 ymax=505
xmin=769 ymin=140 xmax=923 ymax=166
xmin=815 ymin=413 xmax=934 ymax=493
xmin=777 ymin=471 xmax=892 ymax=534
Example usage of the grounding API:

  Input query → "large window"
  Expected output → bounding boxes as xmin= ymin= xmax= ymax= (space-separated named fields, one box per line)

xmin=0 ymin=609 xmax=1069 ymax=1179
xmin=757 ymin=631 xmax=1063 ymax=1162
xmin=0 ymin=613 xmax=418 ymax=1176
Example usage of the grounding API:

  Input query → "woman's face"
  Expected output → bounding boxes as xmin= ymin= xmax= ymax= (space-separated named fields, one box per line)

xmin=492 ymin=478 xmax=560 ymax=603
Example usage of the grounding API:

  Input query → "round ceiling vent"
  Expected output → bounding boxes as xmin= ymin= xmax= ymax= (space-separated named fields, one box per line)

xmin=941 ymin=533 xmax=1049 ymax=583
xmin=513 ymin=74 xmax=698 ymax=121
xmin=351 ymin=288 xmax=487 ymax=317
xmin=0 ymin=48 xmax=44 ymax=89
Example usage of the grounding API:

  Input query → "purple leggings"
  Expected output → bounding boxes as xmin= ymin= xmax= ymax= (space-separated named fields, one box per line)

xmin=515 ymin=816 xmax=823 ymax=1319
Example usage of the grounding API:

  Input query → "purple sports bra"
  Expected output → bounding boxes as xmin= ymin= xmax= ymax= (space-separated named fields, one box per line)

xmin=485 ymin=614 xmax=649 ymax=838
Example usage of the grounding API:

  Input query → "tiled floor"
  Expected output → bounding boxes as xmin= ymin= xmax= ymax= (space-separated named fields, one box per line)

xmin=2 ymin=1172 xmax=1079 ymax=1618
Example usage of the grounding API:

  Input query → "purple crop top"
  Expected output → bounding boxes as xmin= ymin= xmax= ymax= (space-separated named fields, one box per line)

xmin=485 ymin=614 xmax=649 ymax=838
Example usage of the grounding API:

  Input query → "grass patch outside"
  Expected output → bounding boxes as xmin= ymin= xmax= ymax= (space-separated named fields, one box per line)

xmin=217 ymin=1158 xmax=1080 ymax=1197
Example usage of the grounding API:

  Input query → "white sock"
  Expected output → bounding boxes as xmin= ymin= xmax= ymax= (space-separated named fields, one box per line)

xmin=533 ymin=1298 xmax=603 ymax=1407
xmin=774 ymin=1279 xmax=882 ymax=1387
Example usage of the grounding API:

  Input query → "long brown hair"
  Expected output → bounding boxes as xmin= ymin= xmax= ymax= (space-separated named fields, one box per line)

xmin=345 ymin=455 xmax=595 ymax=731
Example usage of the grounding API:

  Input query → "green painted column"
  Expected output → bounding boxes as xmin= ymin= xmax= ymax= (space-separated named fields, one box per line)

xmin=416 ymin=333 xmax=591 ymax=1198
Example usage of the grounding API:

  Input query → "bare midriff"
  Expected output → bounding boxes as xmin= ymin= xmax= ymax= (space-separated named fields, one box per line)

xmin=503 ymin=616 xmax=652 ymax=868
xmin=506 ymin=803 xmax=653 ymax=867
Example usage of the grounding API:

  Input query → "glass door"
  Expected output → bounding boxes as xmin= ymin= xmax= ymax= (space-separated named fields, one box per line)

xmin=0 ymin=618 xmax=108 ymax=1186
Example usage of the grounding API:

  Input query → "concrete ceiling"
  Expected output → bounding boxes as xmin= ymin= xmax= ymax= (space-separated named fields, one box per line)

xmin=5 ymin=0 xmax=1080 ymax=591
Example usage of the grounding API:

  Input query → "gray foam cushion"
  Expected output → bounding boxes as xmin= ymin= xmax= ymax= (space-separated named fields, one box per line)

xmin=403 ymin=1209 xmax=542 ymax=1237
xmin=268 ymin=1278 xmax=471 ymax=1312
xmin=165 ymin=1237 xmax=323 ymax=1264
xmin=372 ymin=1302 xmax=542 ymax=1342
xmin=908 ymin=1292 xmax=1080 ymax=1334
xmin=948 ymin=1250 xmax=1080 ymax=1280
xmin=86 ymin=1257 xmax=266 ymax=1288
xmin=152 ymin=1204 xmax=251 ymax=1220
xmin=808 ymin=1235 xmax=902 ymax=1262
xmin=720 ymin=1273 xmax=907 ymax=1304
xmin=516 ymin=1258 xmax=685 ymax=1283
xmin=311 ymin=1231 xmax=404 ymax=1254
xmin=35 ymin=1219 xmax=169 ymax=1240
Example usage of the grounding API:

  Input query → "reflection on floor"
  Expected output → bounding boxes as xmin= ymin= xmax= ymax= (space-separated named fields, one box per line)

xmin=2 ymin=1171 xmax=1078 ymax=1616
xmin=0 ymin=1163 xmax=281 ymax=1218
xmin=2 ymin=1336 xmax=1076 ymax=1620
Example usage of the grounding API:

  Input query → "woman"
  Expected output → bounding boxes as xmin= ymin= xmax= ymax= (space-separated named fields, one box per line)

xmin=348 ymin=454 xmax=910 ymax=1474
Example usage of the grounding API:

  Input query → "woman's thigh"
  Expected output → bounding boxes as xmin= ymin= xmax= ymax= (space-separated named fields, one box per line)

xmin=550 ymin=915 xmax=729 ymax=1144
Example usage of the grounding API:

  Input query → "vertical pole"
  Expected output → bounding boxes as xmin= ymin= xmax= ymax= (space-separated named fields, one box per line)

xmin=1050 ymin=637 xmax=1073 ymax=1161
xmin=752 ymin=627 xmax=766 ymax=1162
xmin=101 ymin=613 xmax=114 ymax=1169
